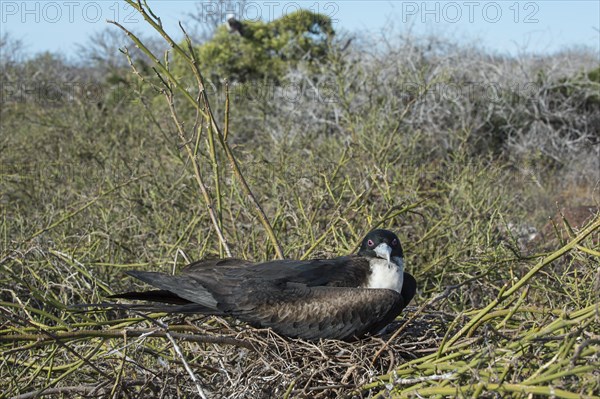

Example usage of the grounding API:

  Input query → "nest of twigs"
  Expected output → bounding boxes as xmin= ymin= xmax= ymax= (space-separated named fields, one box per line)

xmin=142 ymin=309 xmax=453 ymax=398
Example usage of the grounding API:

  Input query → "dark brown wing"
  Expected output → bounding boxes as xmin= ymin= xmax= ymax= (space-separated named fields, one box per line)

xmin=181 ymin=258 xmax=250 ymax=273
xmin=236 ymin=272 xmax=416 ymax=341
xmin=177 ymin=256 xmax=371 ymax=289
xmin=110 ymin=259 xmax=252 ymax=306
xmin=118 ymin=256 xmax=370 ymax=301
xmin=112 ymin=270 xmax=220 ymax=309
xmin=229 ymin=284 xmax=406 ymax=341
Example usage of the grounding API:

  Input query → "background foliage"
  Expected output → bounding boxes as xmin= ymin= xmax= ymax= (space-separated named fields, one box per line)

xmin=191 ymin=9 xmax=334 ymax=83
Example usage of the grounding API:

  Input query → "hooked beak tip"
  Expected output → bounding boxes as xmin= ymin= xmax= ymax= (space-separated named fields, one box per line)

xmin=374 ymin=243 xmax=392 ymax=263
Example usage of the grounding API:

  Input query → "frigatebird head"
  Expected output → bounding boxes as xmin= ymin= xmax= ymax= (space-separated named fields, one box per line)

xmin=358 ymin=229 xmax=403 ymax=263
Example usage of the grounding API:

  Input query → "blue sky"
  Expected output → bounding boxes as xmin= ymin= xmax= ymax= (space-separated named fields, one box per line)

xmin=1 ymin=1 xmax=599 ymax=57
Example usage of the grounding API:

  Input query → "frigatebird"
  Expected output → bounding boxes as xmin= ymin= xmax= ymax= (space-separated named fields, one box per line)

xmin=110 ymin=229 xmax=416 ymax=341
xmin=225 ymin=13 xmax=244 ymax=36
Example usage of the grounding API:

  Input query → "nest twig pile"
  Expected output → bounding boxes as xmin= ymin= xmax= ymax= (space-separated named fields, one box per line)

xmin=178 ymin=310 xmax=452 ymax=398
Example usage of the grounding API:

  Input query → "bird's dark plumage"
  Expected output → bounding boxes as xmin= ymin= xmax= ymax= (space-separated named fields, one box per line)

xmin=226 ymin=14 xmax=244 ymax=36
xmin=110 ymin=230 xmax=416 ymax=341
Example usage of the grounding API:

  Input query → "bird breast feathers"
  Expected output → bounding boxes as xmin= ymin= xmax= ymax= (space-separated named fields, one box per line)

xmin=364 ymin=257 xmax=404 ymax=293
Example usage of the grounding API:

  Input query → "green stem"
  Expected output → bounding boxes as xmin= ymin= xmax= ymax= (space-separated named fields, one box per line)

xmin=442 ymin=216 xmax=600 ymax=350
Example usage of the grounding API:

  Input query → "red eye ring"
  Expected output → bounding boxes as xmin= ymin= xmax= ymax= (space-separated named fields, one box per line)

xmin=367 ymin=239 xmax=374 ymax=247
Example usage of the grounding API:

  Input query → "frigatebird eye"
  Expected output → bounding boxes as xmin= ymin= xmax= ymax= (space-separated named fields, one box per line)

xmin=391 ymin=239 xmax=398 ymax=246
xmin=367 ymin=239 xmax=374 ymax=247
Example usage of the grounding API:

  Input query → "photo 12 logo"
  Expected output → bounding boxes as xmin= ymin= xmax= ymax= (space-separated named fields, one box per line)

xmin=194 ymin=1 xmax=339 ymax=23
xmin=0 ymin=1 xmax=341 ymax=25
xmin=0 ymin=1 xmax=139 ymax=24
xmin=401 ymin=1 xmax=540 ymax=23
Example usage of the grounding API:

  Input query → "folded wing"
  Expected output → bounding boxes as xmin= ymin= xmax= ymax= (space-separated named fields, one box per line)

xmin=232 ymin=284 xmax=406 ymax=341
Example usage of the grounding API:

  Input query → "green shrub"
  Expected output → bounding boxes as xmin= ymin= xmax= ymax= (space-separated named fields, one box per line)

xmin=188 ymin=10 xmax=334 ymax=84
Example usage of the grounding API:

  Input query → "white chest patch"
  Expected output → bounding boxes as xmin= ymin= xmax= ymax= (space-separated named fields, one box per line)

xmin=363 ymin=256 xmax=404 ymax=293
